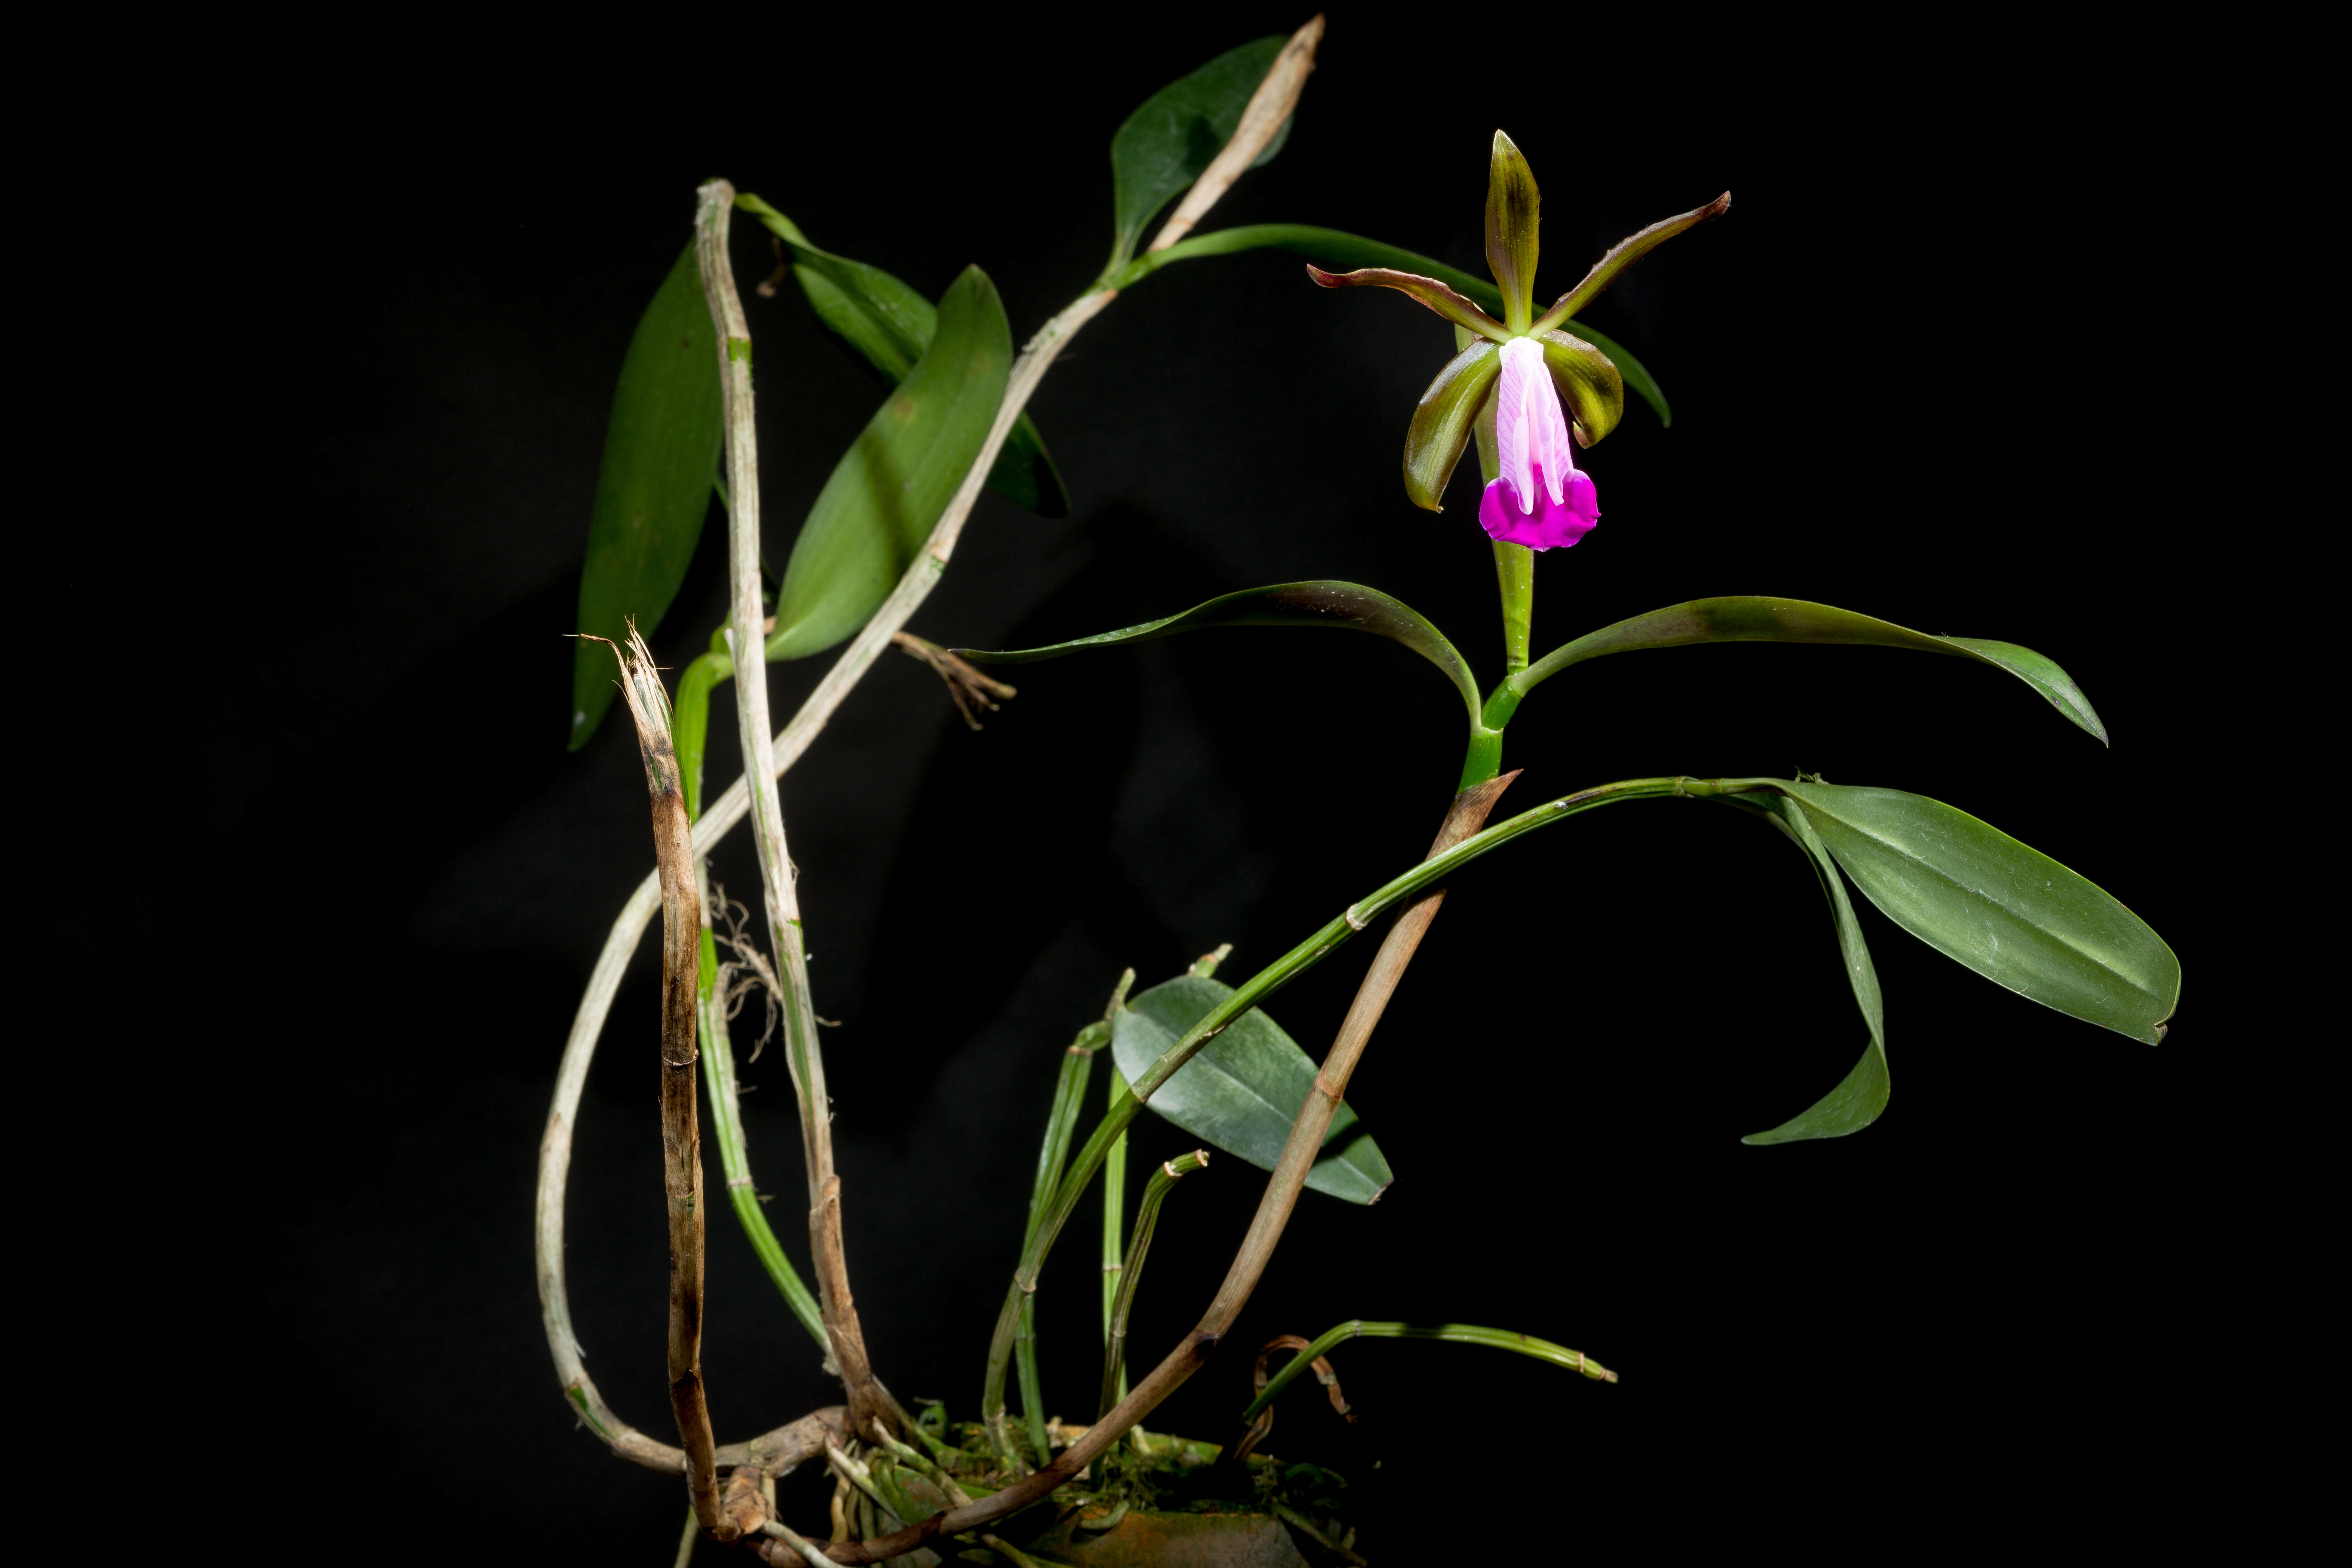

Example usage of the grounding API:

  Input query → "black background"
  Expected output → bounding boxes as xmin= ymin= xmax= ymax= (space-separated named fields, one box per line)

xmin=147 ymin=10 xmax=2285 ymax=1560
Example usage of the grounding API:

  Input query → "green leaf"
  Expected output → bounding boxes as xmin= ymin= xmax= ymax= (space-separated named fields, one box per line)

xmin=568 ymin=243 xmax=723 ymax=749
xmin=735 ymin=194 xmax=1067 ymax=518
xmin=1721 ymin=794 xmax=1890 ymax=1144
xmin=1112 ymin=975 xmax=1393 ymax=1205
xmin=763 ymin=266 xmax=1013 ymax=662
xmin=1108 ymin=36 xmax=1289 ymax=268
xmin=1507 ymin=597 xmax=2107 ymax=743
xmin=1118 ymin=225 xmax=1675 ymax=426
xmin=1774 ymin=780 xmax=2180 ymax=1044
xmin=955 ymin=580 xmax=1482 ymax=731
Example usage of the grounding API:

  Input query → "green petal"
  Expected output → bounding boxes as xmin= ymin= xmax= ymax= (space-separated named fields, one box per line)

xmin=1538 ymin=329 xmax=1624 ymax=447
xmin=1531 ymin=192 xmax=1730 ymax=335
xmin=1404 ymin=339 xmax=1502 ymax=510
xmin=1306 ymin=264 xmax=1508 ymax=341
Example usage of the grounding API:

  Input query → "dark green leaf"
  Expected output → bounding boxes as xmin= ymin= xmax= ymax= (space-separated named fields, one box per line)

xmin=1112 ymin=975 xmax=1393 ymax=1205
xmin=1512 ymin=597 xmax=2108 ymax=744
xmin=1108 ymin=37 xmax=1288 ymax=268
xmin=1121 ymin=225 xmax=1675 ymax=426
xmin=1775 ymin=780 xmax=2180 ymax=1044
xmin=1721 ymin=794 xmax=1890 ymax=1144
xmin=764 ymin=266 xmax=1013 ymax=661
xmin=955 ymin=581 xmax=1482 ymax=730
xmin=736 ymin=194 xmax=1067 ymax=517
xmin=568 ymin=243 xmax=723 ymax=749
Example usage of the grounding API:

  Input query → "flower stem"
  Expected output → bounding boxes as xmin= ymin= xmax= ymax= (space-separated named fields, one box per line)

xmin=1492 ymin=540 xmax=1533 ymax=678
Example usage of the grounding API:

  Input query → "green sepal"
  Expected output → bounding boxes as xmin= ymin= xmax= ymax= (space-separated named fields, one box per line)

xmin=1530 ymin=192 xmax=1732 ymax=336
xmin=1514 ymin=596 xmax=2109 ymax=744
xmin=1107 ymin=35 xmax=1291 ymax=270
xmin=1537 ymin=329 xmax=1624 ymax=447
xmin=1121 ymin=225 xmax=1677 ymax=426
xmin=1307 ymin=264 xmax=1508 ymax=341
xmin=1112 ymin=974 xmax=1394 ymax=1205
xmin=734 ymin=194 xmax=1068 ymax=518
xmin=764 ymin=266 xmax=1012 ymax=661
xmin=956 ymin=580 xmax=1481 ymax=733
xmin=1717 ymin=793 xmax=1890 ymax=1144
xmin=1484 ymin=131 xmax=1542 ymax=333
xmin=1404 ymin=338 xmax=1502 ymax=510
xmin=568 ymin=243 xmax=723 ymax=749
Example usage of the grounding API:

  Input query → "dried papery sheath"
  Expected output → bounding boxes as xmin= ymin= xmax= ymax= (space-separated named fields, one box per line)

xmin=606 ymin=627 xmax=680 ymax=792
xmin=599 ymin=624 xmax=726 ymax=1535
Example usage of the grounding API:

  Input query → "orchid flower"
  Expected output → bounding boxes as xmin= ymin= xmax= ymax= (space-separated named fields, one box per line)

xmin=1311 ymin=132 xmax=1728 ymax=550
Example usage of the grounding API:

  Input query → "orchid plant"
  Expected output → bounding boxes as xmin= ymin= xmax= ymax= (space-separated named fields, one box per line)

xmin=537 ymin=22 xmax=2180 ymax=1565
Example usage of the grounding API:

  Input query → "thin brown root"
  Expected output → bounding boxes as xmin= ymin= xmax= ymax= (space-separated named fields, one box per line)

xmin=892 ymin=631 xmax=1016 ymax=730
xmin=710 ymin=882 xmax=785 ymax=1062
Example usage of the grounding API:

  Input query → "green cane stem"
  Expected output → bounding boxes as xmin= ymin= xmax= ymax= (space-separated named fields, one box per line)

xmin=976 ymin=773 xmax=1764 ymax=1446
xmin=1098 ymin=1150 xmax=1208 ymax=1423
xmin=997 ymin=970 xmax=1133 ymax=1465
xmin=1099 ymin=1068 xmax=1129 ymax=1372
xmin=1238 ymin=1320 xmax=1616 ymax=1425
xmin=693 ymin=876 xmax=829 ymax=1352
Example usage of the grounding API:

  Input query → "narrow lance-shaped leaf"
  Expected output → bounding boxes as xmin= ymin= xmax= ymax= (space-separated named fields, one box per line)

xmin=1505 ymin=597 xmax=2108 ymax=743
xmin=1123 ymin=226 xmax=1676 ymax=425
xmin=956 ymin=581 xmax=1482 ymax=732
xmin=1772 ymin=780 xmax=2180 ymax=1044
xmin=1108 ymin=36 xmax=1293 ymax=269
xmin=735 ymin=194 xmax=1067 ymax=517
xmin=1717 ymin=793 xmax=1890 ymax=1144
xmin=1112 ymin=975 xmax=1394 ymax=1206
xmin=764 ymin=265 xmax=1012 ymax=662
xmin=569 ymin=243 xmax=723 ymax=749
